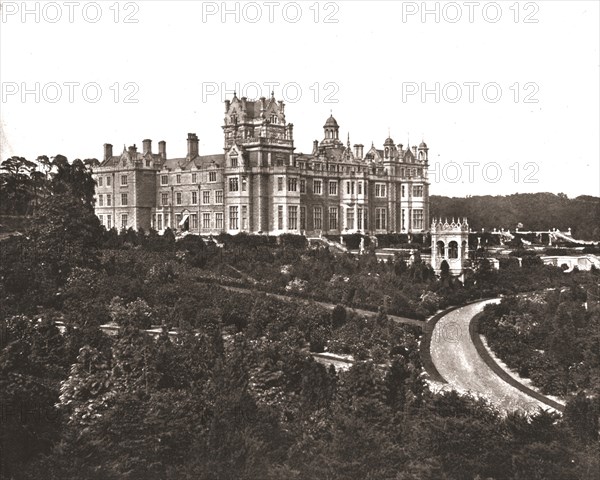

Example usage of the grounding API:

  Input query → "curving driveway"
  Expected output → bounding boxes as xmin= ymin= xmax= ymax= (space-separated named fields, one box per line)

xmin=429 ymin=299 xmax=563 ymax=414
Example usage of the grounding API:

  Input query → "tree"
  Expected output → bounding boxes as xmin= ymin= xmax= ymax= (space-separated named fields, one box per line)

xmin=27 ymin=193 xmax=102 ymax=284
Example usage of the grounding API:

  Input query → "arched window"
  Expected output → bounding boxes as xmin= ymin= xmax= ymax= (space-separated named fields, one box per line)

xmin=449 ymin=241 xmax=459 ymax=259
xmin=461 ymin=241 xmax=467 ymax=258
xmin=436 ymin=241 xmax=445 ymax=257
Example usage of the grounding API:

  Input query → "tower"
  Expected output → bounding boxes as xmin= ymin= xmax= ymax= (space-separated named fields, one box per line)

xmin=320 ymin=114 xmax=342 ymax=148
xmin=431 ymin=218 xmax=469 ymax=276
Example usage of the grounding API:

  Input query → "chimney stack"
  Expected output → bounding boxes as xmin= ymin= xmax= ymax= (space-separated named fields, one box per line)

xmin=128 ymin=144 xmax=137 ymax=157
xmin=142 ymin=139 xmax=152 ymax=155
xmin=187 ymin=133 xmax=199 ymax=158
xmin=103 ymin=143 xmax=113 ymax=161
xmin=312 ymin=140 xmax=319 ymax=154
xmin=158 ymin=140 xmax=166 ymax=160
xmin=354 ymin=144 xmax=364 ymax=159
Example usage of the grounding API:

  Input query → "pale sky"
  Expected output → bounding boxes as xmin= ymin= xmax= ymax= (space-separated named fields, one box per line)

xmin=1 ymin=0 xmax=598 ymax=197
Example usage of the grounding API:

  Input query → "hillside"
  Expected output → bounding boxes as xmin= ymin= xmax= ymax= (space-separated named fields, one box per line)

xmin=431 ymin=193 xmax=600 ymax=240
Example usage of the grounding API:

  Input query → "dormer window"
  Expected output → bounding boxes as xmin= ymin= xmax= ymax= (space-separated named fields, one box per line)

xmin=230 ymin=156 xmax=238 ymax=168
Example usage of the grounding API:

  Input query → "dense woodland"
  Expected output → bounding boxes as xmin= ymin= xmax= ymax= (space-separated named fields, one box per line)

xmin=480 ymin=290 xmax=600 ymax=397
xmin=1 ymin=156 xmax=599 ymax=479
xmin=431 ymin=193 xmax=600 ymax=240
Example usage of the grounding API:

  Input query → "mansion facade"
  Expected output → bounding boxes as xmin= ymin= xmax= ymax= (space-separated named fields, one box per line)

xmin=92 ymin=94 xmax=430 ymax=236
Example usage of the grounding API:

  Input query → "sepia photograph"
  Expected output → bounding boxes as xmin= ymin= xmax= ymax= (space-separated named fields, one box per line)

xmin=1 ymin=1 xmax=599 ymax=478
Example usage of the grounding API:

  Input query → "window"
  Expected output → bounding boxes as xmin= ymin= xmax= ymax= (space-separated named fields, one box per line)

xmin=314 ymin=207 xmax=323 ymax=230
xmin=161 ymin=193 xmax=169 ymax=206
xmin=277 ymin=205 xmax=283 ymax=230
xmin=98 ymin=194 xmax=104 ymax=206
xmin=229 ymin=177 xmax=239 ymax=192
xmin=192 ymin=191 xmax=198 ymax=205
xmin=161 ymin=175 xmax=168 ymax=185
xmin=288 ymin=178 xmax=297 ymax=192
xmin=98 ymin=214 xmax=103 ymax=226
xmin=209 ymin=171 xmax=217 ymax=182
xmin=192 ymin=173 xmax=197 ymax=183
xmin=413 ymin=185 xmax=424 ymax=197
xmin=202 ymin=191 xmax=210 ymax=204
xmin=358 ymin=182 xmax=363 ymax=195
xmin=146 ymin=159 xmax=151 ymax=167
xmin=106 ymin=215 xmax=112 ymax=229
xmin=215 ymin=190 xmax=224 ymax=204
xmin=106 ymin=194 xmax=112 ymax=206
xmin=229 ymin=206 xmax=239 ymax=230
xmin=375 ymin=183 xmax=386 ymax=197
xmin=357 ymin=208 xmax=363 ymax=230
xmin=376 ymin=208 xmax=387 ymax=230
xmin=175 ymin=213 xmax=181 ymax=227
xmin=329 ymin=181 xmax=338 ymax=195
xmin=215 ymin=212 xmax=224 ymax=230
xmin=121 ymin=175 xmax=128 ymax=186
xmin=176 ymin=174 xmax=181 ymax=184
xmin=288 ymin=206 xmax=298 ymax=230
xmin=412 ymin=209 xmax=424 ymax=230
xmin=313 ymin=179 xmax=322 ymax=195
xmin=448 ymin=241 xmax=459 ymax=259
xmin=300 ymin=179 xmax=306 ymax=193
xmin=300 ymin=206 xmax=306 ymax=230
xmin=277 ymin=177 xmax=283 ymax=191
xmin=329 ymin=207 xmax=338 ymax=230
xmin=106 ymin=176 xmax=111 ymax=186
xmin=351 ymin=182 xmax=355 ymax=195
xmin=203 ymin=213 xmax=211 ymax=229
xmin=346 ymin=208 xmax=354 ymax=230
xmin=190 ymin=213 xmax=198 ymax=230
xmin=121 ymin=214 xmax=128 ymax=230
xmin=98 ymin=177 xmax=103 ymax=187
xmin=121 ymin=193 xmax=128 ymax=206
xmin=176 ymin=192 xmax=182 ymax=205
xmin=241 ymin=206 xmax=248 ymax=230
xmin=230 ymin=156 xmax=238 ymax=168
xmin=346 ymin=181 xmax=351 ymax=195
xmin=401 ymin=185 xmax=406 ymax=197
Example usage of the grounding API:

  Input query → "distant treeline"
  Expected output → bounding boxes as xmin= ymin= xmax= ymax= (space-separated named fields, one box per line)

xmin=431 ymin=193 xmax=600 ymax=240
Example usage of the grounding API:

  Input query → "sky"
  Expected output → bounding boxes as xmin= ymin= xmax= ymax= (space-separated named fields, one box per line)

xmin=1 ymin=0 xmax=599 ymax=198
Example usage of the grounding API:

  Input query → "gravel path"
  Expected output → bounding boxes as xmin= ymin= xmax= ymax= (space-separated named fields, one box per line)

xmin=430 ymin=299 xmax=556 ymax=414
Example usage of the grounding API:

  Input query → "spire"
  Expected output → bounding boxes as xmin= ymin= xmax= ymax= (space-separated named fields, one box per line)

xmin=347 ymin=133 xmax=350 ymax=148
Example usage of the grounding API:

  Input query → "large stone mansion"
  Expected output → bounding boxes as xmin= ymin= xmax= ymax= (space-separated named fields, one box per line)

xmin=92 ymin=94 xmax=430 ymax=236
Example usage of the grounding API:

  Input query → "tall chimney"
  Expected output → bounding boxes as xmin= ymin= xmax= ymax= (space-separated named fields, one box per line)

xmin=354 ymin=144 xmax=364 ymax=160
xmin=312 ymin=140 xmax=318 ymax=154
xmin=158 ymin=140 xmax=166 ymax=160
xmin=142 ymin=139 xmax=152 ymax=154
xmin=187 ymin=133 xmax=199 ymax=158
xmin=104 ymin=143 xmax=113 ymax=161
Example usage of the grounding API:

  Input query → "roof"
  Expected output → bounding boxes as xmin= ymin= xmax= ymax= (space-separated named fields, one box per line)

xmin=324 ymin=114 xmax=339 ymax=128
